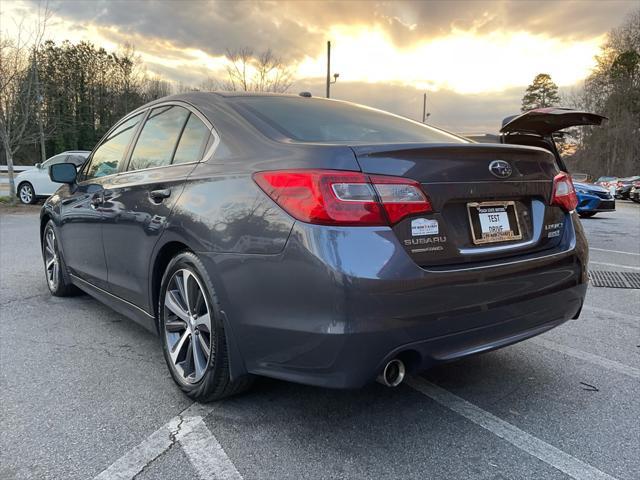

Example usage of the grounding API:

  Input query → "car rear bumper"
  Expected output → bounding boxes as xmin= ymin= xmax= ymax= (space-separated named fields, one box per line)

xmin=198 ymin=213 xmax=588 ymax=388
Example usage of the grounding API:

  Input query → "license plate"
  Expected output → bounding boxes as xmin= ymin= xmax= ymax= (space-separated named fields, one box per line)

xmin=467 ymin=201 xmax=522 ymax=245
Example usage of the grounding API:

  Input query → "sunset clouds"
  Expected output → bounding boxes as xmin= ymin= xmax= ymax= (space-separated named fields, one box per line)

xmin=2 ymin=0 xmax=635 ymax=129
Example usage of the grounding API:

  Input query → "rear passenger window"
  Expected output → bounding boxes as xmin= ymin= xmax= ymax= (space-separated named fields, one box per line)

xmin=173 ymin=114 xmax=211 ymax=164
xmin=84 ymin=113 xmax=143 ymax=180
xmin=128 ymin=106 xmax=189 ymax=171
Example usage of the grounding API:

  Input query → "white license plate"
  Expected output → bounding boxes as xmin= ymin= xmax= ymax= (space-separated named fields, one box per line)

xmin=479 ymin=208 xmax=510 ymax=234
xmin=467 ymin=201 xmax=523 ymax=245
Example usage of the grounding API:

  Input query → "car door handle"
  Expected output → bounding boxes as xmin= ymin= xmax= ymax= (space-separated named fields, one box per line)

xmin=150 ymin=188 xmax=171 ymax=202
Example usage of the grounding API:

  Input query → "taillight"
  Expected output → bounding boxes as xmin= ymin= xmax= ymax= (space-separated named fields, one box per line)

xmin=551 ymin=172 xmax=578 ymax=212
xmin=253 ymin=169 xmax=432 ymax=226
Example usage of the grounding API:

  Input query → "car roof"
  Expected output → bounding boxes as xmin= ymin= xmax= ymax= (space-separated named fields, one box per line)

xmin=52 ymin=150 xmax=90 ymax=156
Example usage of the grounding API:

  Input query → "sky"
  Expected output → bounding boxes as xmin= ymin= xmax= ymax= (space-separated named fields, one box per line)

xmin=1 ymin=0 xmax=636 ymax=132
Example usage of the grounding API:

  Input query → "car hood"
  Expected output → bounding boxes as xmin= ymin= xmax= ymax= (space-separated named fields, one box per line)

xmin=15 ymin=167 xmax=39 ymax=178
xmin=574 ymin=182 xmax=609 ymax=193
xmin=500 ymin=108 xmax=607 ymax=136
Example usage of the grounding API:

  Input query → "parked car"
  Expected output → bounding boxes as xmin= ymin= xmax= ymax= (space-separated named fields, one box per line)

xmin=41 ymin=94 xmax=591 ymax=401
xmin=629 ymin=179 xmax=640 ymax=203
xmin=594 ymin=176 xmax=618 ymax=196
xmin=570 ymin=173 xmax=590 ymax=183
xmin=573 ymin=182 xmax=615 ymax=218
xmin=16 ymin=151 xmax=90 ymax=204
xmin=615 ymin=176 xmax=640 ymax=200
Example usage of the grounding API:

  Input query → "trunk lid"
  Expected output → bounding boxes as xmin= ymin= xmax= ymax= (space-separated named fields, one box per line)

xmin=500 ymin=108 xmax=607 ymax=135
xmin=352 ymin=143 xmax=567 ymax=267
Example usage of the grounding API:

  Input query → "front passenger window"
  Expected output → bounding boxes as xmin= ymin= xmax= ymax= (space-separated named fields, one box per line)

xmin=84 ymin=113 xmax=143 ymax=180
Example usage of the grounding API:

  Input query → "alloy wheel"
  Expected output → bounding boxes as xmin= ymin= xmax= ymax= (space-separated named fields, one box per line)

xmin=19 ymin=184 xmax=33 ymax=204
xmin=43 ymin=227 xmax=59 ymax=291
xmin=163 ymin=269 xmax=212 ymax=384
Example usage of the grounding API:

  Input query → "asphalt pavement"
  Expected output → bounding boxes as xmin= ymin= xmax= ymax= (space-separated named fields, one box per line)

xmin=1 ymin=202 xmax=638 ymax=480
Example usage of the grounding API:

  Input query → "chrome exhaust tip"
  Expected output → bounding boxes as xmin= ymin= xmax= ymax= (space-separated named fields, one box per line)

xmin=377 ymin=359 xmax=406 ymax=387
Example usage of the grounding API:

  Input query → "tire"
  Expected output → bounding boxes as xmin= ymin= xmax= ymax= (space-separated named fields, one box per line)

xmin=159 ymin=251 xmax=253 ymax=402
xmin=579 ymin=212 xmax=596 ymax=218
xmin=18 ymin=182 xmax=37 ymax=204
xmin=42 ymin=221 xmax=80 ymax=296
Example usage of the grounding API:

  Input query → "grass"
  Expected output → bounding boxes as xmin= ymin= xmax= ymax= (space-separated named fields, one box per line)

xmin=0 ymin=195 xmax=40 ymax=212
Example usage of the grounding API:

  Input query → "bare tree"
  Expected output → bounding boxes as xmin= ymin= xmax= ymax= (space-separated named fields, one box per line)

xmin=577 ymin=8 xmax=639 ymax=177
xmin=224 ymin=48 xmax=293 ymax=93
xmin=0 ymin=11 xmax=48 ymax=205
xmin=199 ymin=76 xmax=220 ymax=92
xmin=144 ymin=75 xmax=173 ymax=100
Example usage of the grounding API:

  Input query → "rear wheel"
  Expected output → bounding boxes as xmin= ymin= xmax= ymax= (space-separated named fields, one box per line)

xmin=42 ymin=221 xmax=79 ymax=296
xmin=18 ymin=182 xmax=36 ymax=204
xmin=159 ymin=252 xmax=253 ymax=401
xmin=579 ymin=212 xmax=596 ymax=218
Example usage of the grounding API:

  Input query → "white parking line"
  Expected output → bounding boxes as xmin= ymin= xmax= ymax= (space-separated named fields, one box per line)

xmin=407 ymin=377 xmax=618 ymax=480
xmin=589 ymin=261 xmax=640 ymax=270
xmin=590 ymin=247 xmax=640 ymax=256
xmin=531 ymin=337 xmax=640 ymax=379
xmin=179 ymin=415 xmax=243 ymax=480
xmin=93 ymin=402 xmax=241 ymax=480
xmin=93 ymin=424 xmax=175 ymax=480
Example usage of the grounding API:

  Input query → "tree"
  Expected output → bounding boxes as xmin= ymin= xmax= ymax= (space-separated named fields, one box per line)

xmin=521 ymin=73 xmax=561 ymax=112
xmin=224 ymin=48 xmax=293 ymax=93
xmin=0 ymin=12 xmax=48 ymax=205
xmin=570 ymin=7 xmax=640 ymax=177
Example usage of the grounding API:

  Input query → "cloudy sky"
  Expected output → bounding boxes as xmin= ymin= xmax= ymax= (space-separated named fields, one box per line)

xmin=2 ymin=0 xmax=636 ymax=131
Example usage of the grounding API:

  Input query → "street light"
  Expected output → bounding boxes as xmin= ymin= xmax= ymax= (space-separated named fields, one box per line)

xmin=326 ymin=41 xmax=339 ymax=98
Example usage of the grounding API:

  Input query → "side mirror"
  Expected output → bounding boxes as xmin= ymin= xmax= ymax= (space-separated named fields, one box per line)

xmin=49 ymin=162 xmax=77 ymax=184
xmin=35 ymin=163 xmax=42 ymax=169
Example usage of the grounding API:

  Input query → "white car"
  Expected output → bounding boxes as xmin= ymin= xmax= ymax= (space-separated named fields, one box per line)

xmin=15 ymin=151 xmax=90 ymax=204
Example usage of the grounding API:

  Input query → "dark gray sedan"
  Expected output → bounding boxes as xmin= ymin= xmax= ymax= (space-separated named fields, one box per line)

xmin=41 ymin=93 xmax=588 ymax=401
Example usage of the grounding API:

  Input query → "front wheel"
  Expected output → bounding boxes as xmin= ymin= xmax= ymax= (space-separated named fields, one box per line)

xmin=18 ymin=182 xmax=37 ymax=204
xmin=159 ymin=251 xmax=253 ymax=402
xmin=578 ymin=212 xmax=597 ymax=218
xmin=42 ymin=221 xmax=80 ymax=296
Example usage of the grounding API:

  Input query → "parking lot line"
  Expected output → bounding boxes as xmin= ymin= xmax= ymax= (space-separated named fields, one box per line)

xmin=179 ymin=416 xmax=244 ymax=480
xmin=530 ymin=337 xmax=640 ymax=379
xmin=93 ymin=424 xmax=175 ymax=480
xmin=93 ymin=402 xmax=218 ymax=480
xmin=589 ymin=261 xmax=640 ymax=270
xmin=407 ymin=377 xmax=618 ymax=480
xmin=590 ymin=248 xmax=640 ymax=256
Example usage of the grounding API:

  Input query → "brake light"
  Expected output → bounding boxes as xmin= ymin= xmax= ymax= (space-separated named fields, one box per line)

xmin=551 ymin=172 xmax=578 ymax=212
xmin=253 ymin=169 xmax=432 ymax=226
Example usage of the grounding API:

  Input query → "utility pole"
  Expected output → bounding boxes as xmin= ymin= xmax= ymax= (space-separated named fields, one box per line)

xmin=326 ymin=41 xmax=331 ymax=98
xmin=422 ymin=92 xmax=431 ymax=123
xmin=326 ymin=41 xmax=339 ymax=98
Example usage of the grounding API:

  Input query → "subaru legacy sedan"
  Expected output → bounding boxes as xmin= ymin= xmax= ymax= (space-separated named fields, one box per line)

xmin=42 ymin=93 xmax=588 ymax=401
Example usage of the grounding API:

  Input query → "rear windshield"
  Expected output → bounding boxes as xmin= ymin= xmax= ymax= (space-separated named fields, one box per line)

xmin=234 ymin=97 xmax=467 ymax=144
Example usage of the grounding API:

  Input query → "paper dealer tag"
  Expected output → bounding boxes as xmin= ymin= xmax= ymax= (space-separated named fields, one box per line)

xmin=411 ymin=218 xmax=438 ymax=236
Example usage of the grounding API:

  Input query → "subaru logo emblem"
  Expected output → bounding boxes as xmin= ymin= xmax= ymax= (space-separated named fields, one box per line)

xmin=489 ymin=160 xmax=513 ymax=179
